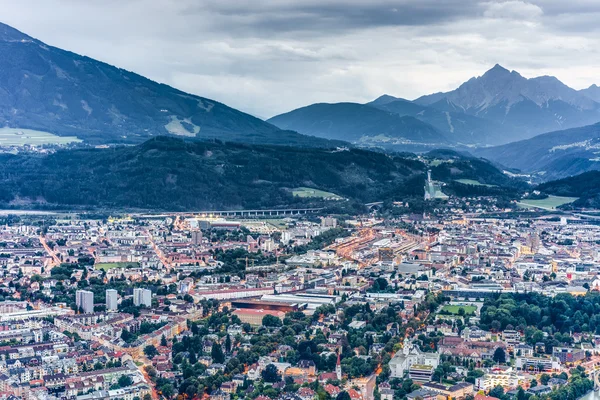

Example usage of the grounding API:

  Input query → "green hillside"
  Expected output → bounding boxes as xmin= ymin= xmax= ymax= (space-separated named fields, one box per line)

xmin=0 ymin=137 xmax=526 ymax=211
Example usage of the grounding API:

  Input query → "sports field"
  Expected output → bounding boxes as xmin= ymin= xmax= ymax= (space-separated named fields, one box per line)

xmin=440 ymin=305 xmax=477 ymax=315
xmin=0 ymin=127 xmax=80 ymax=145
xmin=518 ymin=195 xmax=578 ymax=210
xmin=95 ymin=262 xmax=140 ymax=271
xmin=292 ymin=187 xmax=343 ymax=200
xmin=455 ymin=179 xmax=497 ymax=187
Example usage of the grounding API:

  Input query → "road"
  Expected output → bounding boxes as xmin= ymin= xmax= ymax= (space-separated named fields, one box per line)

xmin=39 ymin=235 xmax=61 ymax=268
xmin=138 ymin=356 xmax=159 ymax=400
xmin=145 ymin=230 xmax=172 ymax=270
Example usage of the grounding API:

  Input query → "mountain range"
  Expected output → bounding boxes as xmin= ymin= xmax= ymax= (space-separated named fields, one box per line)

xmin=269 ymin=64 xmax=600 ymax=149
xmin=0 ymin=22 xmax=339 ymax=147
xmin=267 ymin=102 xmax=449 ymax=152
xmin=476 ymin=123 xmax=600 ymax=181
xmin=4 ymin=20 xmax=600 ymax=190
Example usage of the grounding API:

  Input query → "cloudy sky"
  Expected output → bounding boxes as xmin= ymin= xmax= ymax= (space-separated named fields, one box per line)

xmin=3 ymin=0 xmax=600 ymax=118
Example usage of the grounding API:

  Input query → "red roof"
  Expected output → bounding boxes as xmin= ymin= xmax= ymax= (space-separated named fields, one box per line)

xmin=232 ymin=309 xmax=285 ymax=317
xmin=476 ymin=395 xmax=500 ymax=400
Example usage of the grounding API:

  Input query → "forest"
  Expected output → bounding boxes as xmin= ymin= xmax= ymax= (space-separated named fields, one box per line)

xmin=0 ymin=137 xmax=527 ymax=212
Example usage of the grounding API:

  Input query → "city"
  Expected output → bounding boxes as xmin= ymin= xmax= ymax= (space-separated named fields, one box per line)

xmin=2 ymin=2 xmax=600 ymax=400
xmin=0 ymin=198 xmax=599 ymax=400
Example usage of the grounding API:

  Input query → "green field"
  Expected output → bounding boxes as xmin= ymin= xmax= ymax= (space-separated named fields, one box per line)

xmin=518 ymin=195 xmax=578 ymax=210
xmin=440 ymin=305 xmax=477 ymax=315
xmin=95 ymin=262 xmax=140 ymax=271
xmin=455 ymin=179 xmax=497 ymax=187
xmin=0 ymin=127 xmax=81 ymax=146
xmin=292 ymin=187 xmax=344 ymax=200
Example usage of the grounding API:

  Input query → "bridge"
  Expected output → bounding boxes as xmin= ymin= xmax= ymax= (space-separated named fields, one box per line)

xmin=136 ymin=208 xmax=324 ymax=219
xmin=365 ymin=202 xmax=384 ymax=210
xmin=589 ymin=367 xmax=600 ymax=390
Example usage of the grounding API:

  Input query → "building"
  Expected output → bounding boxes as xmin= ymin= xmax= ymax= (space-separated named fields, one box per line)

xmin=515 ymin=356 xmax=560 ymax=372
xmin=321 ymin=217 xmax=338 ymax=228
xmin=409 ymin=364 xmax=435 ymax=382
xmin=106 ymin=289 xmax=118 ymax=312
xmin=379 ymin=247 xmax=395 ymax=263
xmin=191 ymin=231 xmax=202 ymax=246
xmin=133 ymin=288 xmax=152 ymax=307
xmin=232 ymin=309 xmax=285 ymax=326
xmin=76 ymin=290 xmax=94 ymax=314
xmin=389 ymin=338 xmax=440 ymax=378
xmin=501 ymin=330 xmax=521 ymax=345
xmin=552 ymin=347 xmax=585 ymax=364
xmin=475 ymin=369 xmax=519 ymax=391
xmin=422 ymin=382 xmax=474 ymax=399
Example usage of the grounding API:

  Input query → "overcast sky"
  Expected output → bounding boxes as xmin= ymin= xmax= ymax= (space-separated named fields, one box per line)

xmin=2 ymin=0 xmax=600 ymax=118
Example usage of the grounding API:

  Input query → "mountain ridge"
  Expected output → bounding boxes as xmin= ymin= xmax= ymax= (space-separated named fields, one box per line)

xmin=267 ymin=102 xmax=449 ymax=150
xmin=0 ymin=21 xmax=340 ymax=148
xmin=411 ymin=65 xmax=600 ymax=142
xmin=475 ymin=122 xmax=600 ymax=181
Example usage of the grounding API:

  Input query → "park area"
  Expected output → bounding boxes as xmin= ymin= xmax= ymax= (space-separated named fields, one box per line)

xmin=292 ymin=187 xmax=344 ymax=200
xmin=0 ymin=127 xmax=80 ymax=146
xmin=455 ymin=179 xmax=497 ymax=187
xmin=440 ymin=304 xmax=477 ymax=315
xmin=518 ymin=195 xmax=578 ymax=210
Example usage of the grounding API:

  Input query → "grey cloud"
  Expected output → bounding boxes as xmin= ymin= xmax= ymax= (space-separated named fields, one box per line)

xmin=185 ymin=0 xmax=484 ymax=37
xmin=1 ymin=0 xmax=600 ymax=118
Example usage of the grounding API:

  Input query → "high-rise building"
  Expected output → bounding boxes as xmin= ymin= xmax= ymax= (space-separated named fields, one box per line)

xmin=106 ymin=289 xmax=118 ymax=312
xmin=321 ymin=217 xmax=337 ymax=228
xmin=191 ymin=230 xmax=203 ymax=246
xmin=76 ymin=290 xmax=94 ymax=314
xmin=133 ymin=288 xmax=152 ymax=307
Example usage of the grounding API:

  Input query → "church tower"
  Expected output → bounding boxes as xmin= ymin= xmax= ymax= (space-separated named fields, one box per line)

xmin=336 ymin=352 xmax=342 ymax=380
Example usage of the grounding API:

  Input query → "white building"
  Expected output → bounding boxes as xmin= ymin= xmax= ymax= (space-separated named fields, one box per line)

xmin=389 ymin=338 xmax=440 ymax=378
xmin=133 ymin=288 xmax=152 ymax=307
xmin=76 ymin=290 xmax=94 ymax=314
xmin=475 ymin=368 xmax=520 ymax=390
xmin=106 ymin=289 xmax=118 ymax=311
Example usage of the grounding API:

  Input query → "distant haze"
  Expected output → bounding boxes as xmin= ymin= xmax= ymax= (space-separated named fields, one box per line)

xmin=2 ymin=0 xmax=600 ymax=118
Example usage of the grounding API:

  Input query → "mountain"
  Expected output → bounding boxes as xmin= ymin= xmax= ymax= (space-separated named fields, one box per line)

xmin=368 ymin=95 xmax=507 ymax=145
xmin=580 ymin=84 xmax=600 ymax=103
xmin=0 ymin=136 xmax=523 ymax=211
xmin=414 ymin=64 xmax=600 ymax=143
xmin=267 ymin=102 xmax=449 ymax=150
xmin=0 ymin=136 xmax=425 ymax=210
xmin=0 ymin=22 xmax=338 ymax=147
xmin=475 ymin=122 xmax=600 ymax=180
xmin=536 ymin=171 xmax=600 ymax=209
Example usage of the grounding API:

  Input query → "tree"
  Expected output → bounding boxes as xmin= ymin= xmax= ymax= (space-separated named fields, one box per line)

xmin=493 ymin=347 xmax=506 ymax=364
xmin=225 ymin=334 xmax=232 ymax=353
xmin=144 ymin=345 xmax=158 ymax=358
xmin=336 ymin=392 xmax=351 ymax=400
xmin=160 ymin=383 xmax=175 ymax=398
xmin=160 ymin=335 xmax=168 ymax=347
xmin=261 ymin=363 xmax=281 ymax=383
xmin=118 ymin=375 xmax=133 ymax=388
xmin=211 ymin=342 xmax=225 ymax=363
xmin=530 ymin=378 xmax=537 ymax=388
xmin=262 ymin=314 xmax=283 ymax=327
xmin=489 ymin=386 xmax=504 ymax=399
